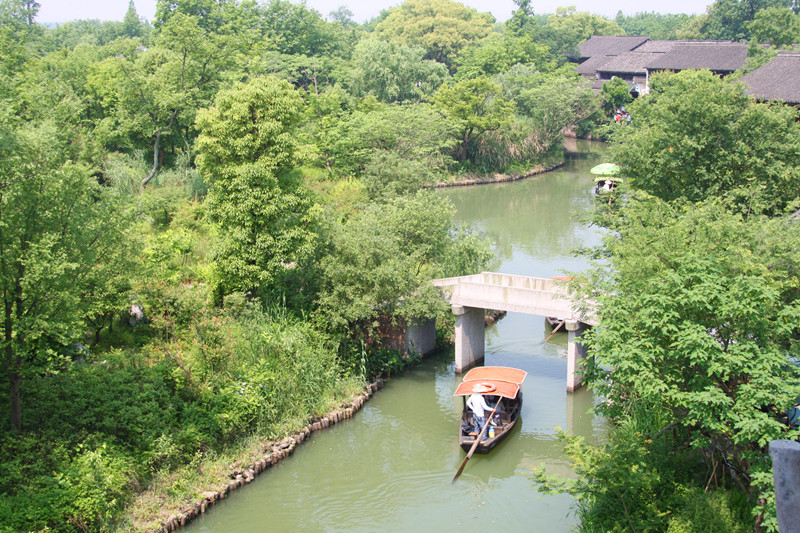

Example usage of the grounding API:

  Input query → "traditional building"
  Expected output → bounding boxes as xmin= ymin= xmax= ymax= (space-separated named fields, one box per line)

xmin=739 ymin=51 xmax=800 ymax=105
xmin=576 ymin=37 xmax=748 ymax=95
xmin=575 ymin=35 xmax=650 ymax=62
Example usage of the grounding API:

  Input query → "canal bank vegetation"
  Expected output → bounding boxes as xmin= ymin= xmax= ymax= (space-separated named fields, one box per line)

xmin=536 ymin=68 xmax=800 ymax=532
xmin=0 ymin=0 xmax=621 ymax=529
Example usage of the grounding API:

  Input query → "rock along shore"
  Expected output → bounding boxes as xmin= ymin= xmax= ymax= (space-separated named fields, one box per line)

xmin=432 ymin=162 xmax=564 ymax=188
xmin=155 ymin=378 xmax=386 ymax=532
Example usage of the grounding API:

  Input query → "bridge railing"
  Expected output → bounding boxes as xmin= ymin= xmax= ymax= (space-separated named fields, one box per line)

xmin=431 ymin=272 xmax=597 ymax=325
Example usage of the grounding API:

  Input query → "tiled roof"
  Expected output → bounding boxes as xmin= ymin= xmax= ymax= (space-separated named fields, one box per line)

xmin=631 ymin=40 xmax=683 ymax=53
xmin=646 ymin=42 xmax=748 ymax=72
xmin=577 ymin=35 xmax=650 ymax=59
xmin=576 ymin=55 xmax=615 ymax=75
xmin=598 ymin=51 xmax=659 ymax=74
xmin=740 ymin=52 xmax=800 ymax=104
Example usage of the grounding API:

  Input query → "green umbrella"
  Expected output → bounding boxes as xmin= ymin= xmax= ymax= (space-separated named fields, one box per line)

xmin=590 ymin=163 xmax=621 ymax=177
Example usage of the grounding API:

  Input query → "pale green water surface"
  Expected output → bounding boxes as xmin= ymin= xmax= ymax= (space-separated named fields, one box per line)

xmin=185 ymin=140 xmax=608 ymax=532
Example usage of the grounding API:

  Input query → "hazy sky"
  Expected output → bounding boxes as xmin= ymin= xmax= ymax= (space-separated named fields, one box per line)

xmin=38 ymin=0 xmax=711 ymax=25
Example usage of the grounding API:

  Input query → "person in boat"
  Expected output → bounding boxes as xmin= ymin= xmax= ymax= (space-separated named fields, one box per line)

xmin=486 ymin=395 xmax=504 ymax=425
xmin=467 ymin=387 xmax=492 ymax=434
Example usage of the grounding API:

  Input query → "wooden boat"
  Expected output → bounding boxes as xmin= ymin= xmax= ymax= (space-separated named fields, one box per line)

xmin=594 ymin=176 xmax=623 ymax=195
xmin=546 ymin=316 xmax=564 ymax=329
xmin=454 ymin=366 xmax=527 ymax=454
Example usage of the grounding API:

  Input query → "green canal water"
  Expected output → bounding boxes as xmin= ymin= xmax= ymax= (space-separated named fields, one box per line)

xmin=185 ymin=140 xmax=608 ymax=532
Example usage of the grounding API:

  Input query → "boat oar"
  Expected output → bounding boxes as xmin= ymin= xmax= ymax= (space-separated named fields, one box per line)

xmin=452 ymin=401 xmax=501 ymax=483
xmin=542 ymin=319 xmax=565 ymax=343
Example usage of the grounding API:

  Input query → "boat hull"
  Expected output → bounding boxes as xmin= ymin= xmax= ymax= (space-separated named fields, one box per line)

xmin=546 ymin=316 xmax=563 ymax=329
xmin=459 ymin=393 xmax=522 ymax=454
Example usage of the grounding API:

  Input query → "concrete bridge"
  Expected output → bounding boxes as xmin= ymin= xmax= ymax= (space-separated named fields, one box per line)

xmin=431 ymin=272 xmax=597 ymax=392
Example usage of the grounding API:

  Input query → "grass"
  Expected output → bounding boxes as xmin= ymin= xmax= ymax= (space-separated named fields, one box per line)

xmin=116 ymin=377 xmax=365 ymax=532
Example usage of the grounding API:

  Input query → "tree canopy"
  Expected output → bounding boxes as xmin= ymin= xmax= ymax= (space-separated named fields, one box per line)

xmin=196 ymin=77 xmax=317 ymax=300
xmin=348 ymin=37 xmax=448 ymax=102
xmin=612 ymin=69 xmax=800 ymax=213
xmin=374 ymin=0 xmax=493 ymax=69
xmin=0 ymin=115 xmax=133 ymax=431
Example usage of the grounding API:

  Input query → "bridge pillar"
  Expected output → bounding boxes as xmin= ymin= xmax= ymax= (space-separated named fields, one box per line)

xmin=453 ymin=305 xmax=485 ymax=373
xmin=566 ymin=320 xmax=589 ymax=392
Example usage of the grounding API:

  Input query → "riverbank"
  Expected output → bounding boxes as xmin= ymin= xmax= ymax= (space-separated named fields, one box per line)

xmin=133 ymin=158 xmax=574 ymax=532
xmin=121 ymin=378 xmax=385 ymax=532
xmin=433 ymin=162 xmax=565 ymax=188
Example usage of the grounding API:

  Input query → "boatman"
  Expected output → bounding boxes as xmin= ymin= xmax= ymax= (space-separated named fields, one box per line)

xmin=467 ymin=386 xmax=492 ymax=434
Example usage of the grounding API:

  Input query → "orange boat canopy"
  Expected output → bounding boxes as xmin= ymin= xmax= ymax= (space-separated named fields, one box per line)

xmin=462 ymin=366 xmax=527 ymax=385
xmin=454 ymin=379 xmax=520 ymax=400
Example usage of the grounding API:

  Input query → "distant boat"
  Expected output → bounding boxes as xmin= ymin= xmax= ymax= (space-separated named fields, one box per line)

xmin=594 ymin=176 xmax=623 ymax=195
xmin=591 ymin=163 xmax=623 ymax=196
xmin=454 ymin=366 xmax=527 ymax=454
xmin=546 ymin=316 xmax=564 ymax=329
xmin=590 ymin=162 xmax=621 ymax=177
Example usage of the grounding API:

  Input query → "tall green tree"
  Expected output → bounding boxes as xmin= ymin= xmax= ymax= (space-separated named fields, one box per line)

xmin=454 ymin=33 xmax=555 ymax=79
xmin=321 ymin=101 xmax=457 ymax=177
xmin=374 ymin=0 xmax=494 ymax=69
xmin=569 ymin=195 xmax=800 ymax=528
xmin=0 ymin=116 xmax=132 ymax=431
xmin=696 ymin=0 xmax=791 ymax=41
xmin=348 ymin=37 xmax=448 ymax=103
xmin=123 ymin=0 xmax=145 ymax=38
xmin=0 ymin=0 xmax=39 ymax=27
xmin=614 ymin=11 xmax=696 ymax=40
xmin=599 ymin=76 xmax=632 ymax=113
xmin=432 ymin=75 xmax=514 ymax=162
xmin=506 ymin=0 xmax=536 ymax=36
xmin=195 ymin=77 xmax=318 ymax=300
xmin=540 ymin=6 xmax=625 ymax=59
xmin=316 ymin=191 xmax=492 ymax=334
xmin=747 ymin=6 xmax=800 ymax=47
xmin=496 ymin=66 xmax=600 ymax=154
xmin=90 ymin=13 xmax=237 ymax=187
xmin=259 ymin=0 xmax=344 ymax=57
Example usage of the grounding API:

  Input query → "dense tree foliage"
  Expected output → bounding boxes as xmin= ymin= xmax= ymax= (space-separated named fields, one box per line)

xmin=196 ymin=77 xmax=317 ymax=301
xmin=0 ymin=115 xmax=133 ymax=432
xmin=374 ymin=0 xmax=493 ymax=69
xmin=546 ymin=194 xmax=800 ymax=532
xmin=747 ymin=6 xmax=800 ymax=47
xmin=598 ymin=76 xmax=632 ymax=116
xmin=688 ymin=0 xmax=796 ymax=41
xmin=613 ymin=70 xmax=800 ymax=213
xmin=316 ymin=191 xmax=492 ymax=361
xmin=348 ymin=37 xmax=448 ymax=102
xmin=614 ymin=11 xmax=696 ymax=39
xmin=0 ymin=0 xmax=655 ymax=529
xmin=540 ymin=6 xmax=625 ymax=58
xmin=536 ymin=59 xmax=800 ymax=532
xmin=432 ymin=76 xmax=514 ymax=162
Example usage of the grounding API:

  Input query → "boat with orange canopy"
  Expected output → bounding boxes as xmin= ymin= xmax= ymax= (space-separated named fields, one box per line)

xmin=454 ymin=366 xmax=527 ymax=454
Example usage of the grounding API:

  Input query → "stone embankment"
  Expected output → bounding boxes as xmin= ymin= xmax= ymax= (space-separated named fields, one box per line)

xmin=156 ymin=378 xmax=386 ymax=532
xmin=433 ymin=162 xmax=564 ymax=188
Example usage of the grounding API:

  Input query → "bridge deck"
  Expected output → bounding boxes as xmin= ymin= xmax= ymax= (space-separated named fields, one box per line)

xmin=432 ymin=272 xmax=596 ymax=325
